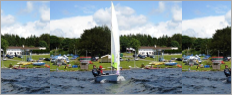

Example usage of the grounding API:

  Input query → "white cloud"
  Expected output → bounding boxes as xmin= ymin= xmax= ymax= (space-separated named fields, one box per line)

xmin=1 ymin=14 xmax=15 ymax=26
xmin=171 ymin=5 xmax=182 ymax=22
xmin=50 ymin=16 xmax=97 ymax=38
xmin=1 ymin=21 xmax=50 ymax=38
xmin=51 ymin=3 xmax=181 ymax=38
xmin=1 ymin=9 xmax=3 ymax=14
xmin=93 ymin=4 xmax=147 ymax=30
xmin=39 ymin=5 xmax=50 ymax=22
xmin=150 ymin=1 xmax=165 ymax=14
xmin=19 ymin=1 xmax=34 ymax=14
xmin=225 ymin=10 xmax=231 ymax=25
xmin=182 ymin=15 xmax=230 ymax=38
xmin=1 ymin=2 xmax=50 ymax=38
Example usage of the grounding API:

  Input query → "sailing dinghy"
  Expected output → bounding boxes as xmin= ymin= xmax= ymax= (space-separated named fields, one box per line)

xmin=95 ymin=2 xmax=125 ymax=83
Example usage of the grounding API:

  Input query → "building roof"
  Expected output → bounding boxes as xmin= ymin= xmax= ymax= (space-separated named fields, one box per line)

xmin=139 ymin=46 xmax=175 ymax=50
xmin=7 ymin=46 xmax=45 ymax=50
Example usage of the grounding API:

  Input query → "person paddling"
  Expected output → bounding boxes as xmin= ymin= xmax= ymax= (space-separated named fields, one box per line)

xmin=224 ymin=65 xmax=231 ymax=77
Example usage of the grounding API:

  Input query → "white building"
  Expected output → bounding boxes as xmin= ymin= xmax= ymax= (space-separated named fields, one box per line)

xmin=6 ymin=46 xmax=46 ymax=55
xmin=138 ymin=45 xmax=178 ymax=56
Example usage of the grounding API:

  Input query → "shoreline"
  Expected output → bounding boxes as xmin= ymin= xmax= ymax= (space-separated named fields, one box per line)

xmin=50 ymin=67 xmax=182 ymax=72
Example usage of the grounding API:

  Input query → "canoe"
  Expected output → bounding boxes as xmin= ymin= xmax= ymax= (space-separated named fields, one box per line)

xmin=164 ymin=62 xmax=177 ymax=66
xmin=32 ymin=62 xmax=45 ymax=66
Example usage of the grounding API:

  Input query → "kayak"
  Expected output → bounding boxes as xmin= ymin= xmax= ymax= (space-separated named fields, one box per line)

xmin=177 ymin=64 xmax=182 ymax=68
xmin=17 ymin=62 xmax=32 ymax=65
xmin=150 ymin=62 xmax=164 ymax=66
xmin=32 ymin=62 xmax=45 ymax=66
xmin=13 ymin=67 xmax=27 ymax=70
xmin=164 ymin=62 xmax=177 ymax=66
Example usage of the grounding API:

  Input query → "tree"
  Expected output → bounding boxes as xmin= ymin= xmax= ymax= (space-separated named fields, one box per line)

xmin=79 ymin=25 xmax=111 ymax=57
xmin=1 ymin=38 xmax=9 ymax=52
xmin=39 ymin=41 xmax=48 ymax=47
xmin=129 ymin=38 xmax=141 ymax=52
xmin=50 ymin=35 xmax=61 ymax=50
xmin=171 ymin=41 xmax=179 ymax=47
xmin=209 ymin=26 xmax=231 ymax=56
xmin=182 ymin=35 xmax=193 ymax=50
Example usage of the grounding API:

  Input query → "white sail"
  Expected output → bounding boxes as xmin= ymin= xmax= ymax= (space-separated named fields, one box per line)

xmin=111 ymin=2 xmax=120 ymax=75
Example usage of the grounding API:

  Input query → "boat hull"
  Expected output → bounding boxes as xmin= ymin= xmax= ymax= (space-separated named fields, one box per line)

xmin=33 ymin=62 xmax=45 ymax=66
xmin=95 ymin=74 xmax=119 ymax=82
xmin=164 ymin=62 xmax=177 ymax=66
xmin=227 ymin=76 xmax=231 ymax=83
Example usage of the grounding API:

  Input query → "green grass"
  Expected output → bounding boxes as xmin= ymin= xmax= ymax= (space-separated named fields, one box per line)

xmin=1 ymin=55 xmax=50 ymax=68
xmin=182 ymin=57 xmax=231 ymax=72
xmin=50 ymin=54 xmax=183 ymax=71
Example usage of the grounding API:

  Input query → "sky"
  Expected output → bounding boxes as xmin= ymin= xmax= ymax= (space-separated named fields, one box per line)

xmin=50 ymin=1 xmax=182 ymax=38
xmin=1 ymin=1 xmax=50 ymax=38
xmin=182 ymin=1 xmax=231 ymax=38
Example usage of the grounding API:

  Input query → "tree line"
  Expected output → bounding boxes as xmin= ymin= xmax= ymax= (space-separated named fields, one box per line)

xmin=182 ymin=26 xmax=231 ymax=57
xmin=50 ymin=25 xmax=182 ymax=57
xmin=1 ymin=33 xmax=50 ymax=52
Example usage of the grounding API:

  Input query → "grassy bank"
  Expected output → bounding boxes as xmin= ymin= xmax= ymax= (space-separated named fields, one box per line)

xmin=182 ymin=57 xmax=231 ymax=72
xmin=50 ymin=54 xmax=182 ymax=72
xmin=1 ymin=55 xmax=50 ymax=68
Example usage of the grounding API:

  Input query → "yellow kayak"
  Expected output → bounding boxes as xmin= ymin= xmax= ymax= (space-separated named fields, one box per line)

xmin=149 ymin=62 xmax=164 ymax=66
xmin=17 ymin=62 xmax=32 ymax=65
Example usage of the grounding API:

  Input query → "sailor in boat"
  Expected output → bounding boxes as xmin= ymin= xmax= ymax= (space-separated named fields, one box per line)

xmin=224 ymin=65 xmax=231 ymax=77
xmin=92 ymin=65 xmax=100 ymax=77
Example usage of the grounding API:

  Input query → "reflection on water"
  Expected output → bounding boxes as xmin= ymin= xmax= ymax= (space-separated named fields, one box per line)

xmin=50 ymin=68 xmax=182 ymax=94
xmin=182 ymin=71 xmax=231 ymax=94
xmin=1 ymin=68 xmax=50 ymax=94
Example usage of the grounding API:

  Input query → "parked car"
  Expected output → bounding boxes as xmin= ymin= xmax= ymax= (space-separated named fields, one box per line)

xmin=44 ymin=58 xmax=50 ymax=61
xmin=134 ymin=57 xmax=139 ymax=61
xmin=140 ymin=56 xmax=146 ymax=59
xmin=120 ymin=57 xmax=123 ymax=61
xmin=150 ymin=55 xmax=155 ymax=58
xmin=176 ymin=58 xmax=182 ymax=61
xmin=224 ymin=57 xmax=230 ymax=61
xmin=18 ymin=55 xmax=23 ymax=58
xmin=159 ymin=58 xmax=165 ymax=62
xmin=66 ymin=58 xmax=70 ymax=64
xmin=51 ymin=58 xmax=56 ymax=63
xmin=6 ymin=55 xmax=14 ymax=59
xmin=182 ymin=58 xmax=188 ymax=63
xmin=91 ymin=57 xmax=98 ymax=61
xmin=27 ymin=58 xmax=33 ymax=62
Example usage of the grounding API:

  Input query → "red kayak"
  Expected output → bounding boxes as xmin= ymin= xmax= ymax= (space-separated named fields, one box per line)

xmin=13 ymin=67 xmax=27 ymax=70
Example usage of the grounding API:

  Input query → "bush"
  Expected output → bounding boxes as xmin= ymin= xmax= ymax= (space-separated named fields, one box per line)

xmin=205 ymin=60 xmax=212 ymax=65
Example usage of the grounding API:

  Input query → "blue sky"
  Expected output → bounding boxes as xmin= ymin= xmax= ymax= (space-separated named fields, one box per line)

xmin=183 ymin=1 xmax=231 ymax=20
xmin=1 ymin=1 xmax=50 ymax=38
xmin=51 ymin=1 xmax=181 ymax=23
xmin=182 ymin=1 xmax=231 ymax=38
xmin=1 ymin=1 xmax=50 ymax=24
xmin=50 ymin=1 xmax=182 ymax=38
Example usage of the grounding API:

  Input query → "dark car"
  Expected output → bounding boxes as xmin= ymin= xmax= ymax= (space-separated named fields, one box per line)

xmin=44 ymin=58 xmax=50 ymax=61
xmin=91 ymin=57 xmax=98 ymax=61
xmin=150 ymin=55 xmax=155 ymax=58
xmin=6 ymin=55 xmax=13 ymax=59
xmin=140 ymin=56 xmax=146 ymax=59
xmin=176 ymin=58 xmax=182 ymax=61
xmin=224 ymin=57 xmax=230 ymax=61
xmin=18 ymin=55 xmax=23 ymax=58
